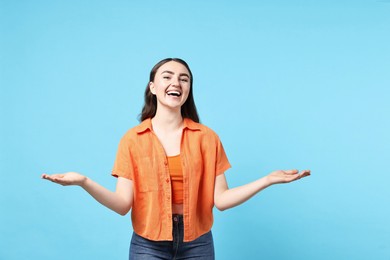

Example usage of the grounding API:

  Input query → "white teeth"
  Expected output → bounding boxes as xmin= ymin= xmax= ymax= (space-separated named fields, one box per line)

xmin=167 ymin=91 xmax=181 ymax=97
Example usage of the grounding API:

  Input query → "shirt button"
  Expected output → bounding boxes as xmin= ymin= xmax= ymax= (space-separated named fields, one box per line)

xmin=166 ymin=178 xmax=170 ymax=183
xmin=164 ymin=161 xmax=168 ymax=165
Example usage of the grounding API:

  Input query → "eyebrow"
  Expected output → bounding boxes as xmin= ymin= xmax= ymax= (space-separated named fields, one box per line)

xmin=161 ymin=70 xmax=190 ymax=78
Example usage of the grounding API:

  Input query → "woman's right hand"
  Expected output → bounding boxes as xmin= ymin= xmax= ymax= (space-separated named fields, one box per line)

xmin=41 ymin=172 xmax=133 ymax=215
xmin=41 ymin=172 xmax=87 ymax=187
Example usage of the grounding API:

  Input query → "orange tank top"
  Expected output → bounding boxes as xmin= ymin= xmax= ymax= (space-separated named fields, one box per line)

xmin=167 ymin=154 xmax=183 ymax=204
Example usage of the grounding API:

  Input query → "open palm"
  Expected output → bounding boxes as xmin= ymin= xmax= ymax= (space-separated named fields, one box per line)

xmin=267 ymin=169 xmax=310 ymax=185
xmin=41 ymin=172 xmax=87 ymax=186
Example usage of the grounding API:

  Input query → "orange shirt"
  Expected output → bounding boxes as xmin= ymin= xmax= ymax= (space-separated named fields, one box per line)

xmin=112 ymin=118 xmax=231 ymax=242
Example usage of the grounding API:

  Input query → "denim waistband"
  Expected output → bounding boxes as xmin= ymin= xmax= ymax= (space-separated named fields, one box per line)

xmin=129 ymin=213 xmax=215 ymax=259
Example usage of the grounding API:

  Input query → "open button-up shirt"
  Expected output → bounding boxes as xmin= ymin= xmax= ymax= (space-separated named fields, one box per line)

xmin=112 ymin=118 xmax=231 ymax=242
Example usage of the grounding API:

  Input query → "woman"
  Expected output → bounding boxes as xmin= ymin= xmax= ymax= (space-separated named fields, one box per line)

xmin=42 ymin=58 xmax=310 ymax=259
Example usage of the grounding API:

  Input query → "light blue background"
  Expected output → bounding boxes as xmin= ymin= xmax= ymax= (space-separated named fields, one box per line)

xmin=1 ymin=1 xmax=389 ymax=259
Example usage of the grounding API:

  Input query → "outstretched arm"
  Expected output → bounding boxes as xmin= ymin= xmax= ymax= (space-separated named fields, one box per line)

xmin=214 ymin=169 xmax=310 ymax=211
xmin=41 ymin=172 xmax=133 ymax=216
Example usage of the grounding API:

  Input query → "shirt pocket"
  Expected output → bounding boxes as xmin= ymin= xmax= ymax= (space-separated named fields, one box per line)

xmin=137 ymin=157 xmax=159 ymax=192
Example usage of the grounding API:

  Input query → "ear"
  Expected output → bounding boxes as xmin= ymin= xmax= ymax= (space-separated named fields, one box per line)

xmin=149 ymin=82 xmax=156 ymax=95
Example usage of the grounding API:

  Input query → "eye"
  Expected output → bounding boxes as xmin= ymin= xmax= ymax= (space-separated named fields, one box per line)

xmin=180 ymin=78 xmax=189 ymax=82
xmin=163 ymin=76 xmax=171 ymax=80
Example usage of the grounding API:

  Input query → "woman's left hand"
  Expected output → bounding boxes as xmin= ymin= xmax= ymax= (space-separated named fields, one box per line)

xmin=266 ymin=169 xmax=311 ymax=185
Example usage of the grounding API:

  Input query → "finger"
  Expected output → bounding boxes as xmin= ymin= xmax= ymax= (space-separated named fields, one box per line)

xmin=42 ymin=173 xmax=64 ymax=182
xmin=42 ymin=174 xmax=55 ymax=181
xmin=297 ymin=170 xmax=311 ymax=179
xmin=49 ymin=174 xmax=65 ymax=179
xmin=283 ymin=169 xmax=299 ymax=175
xmin=281 ymin=174 xmax=300 ymax=183
xmin=52 ymin=179 xmax=68 ymax=185
xmin=300 ymin=169 xmax=311 ymax=176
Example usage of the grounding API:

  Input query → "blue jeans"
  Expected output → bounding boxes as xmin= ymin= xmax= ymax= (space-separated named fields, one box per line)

xmin=129 ymin=215 xmax=215 ymax=260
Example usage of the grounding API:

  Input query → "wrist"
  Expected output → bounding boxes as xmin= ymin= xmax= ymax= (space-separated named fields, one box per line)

xmin=264 ymin=175 xmax=274 ymax=187
xmin=79 ymin=176 xmax=89 ymax=188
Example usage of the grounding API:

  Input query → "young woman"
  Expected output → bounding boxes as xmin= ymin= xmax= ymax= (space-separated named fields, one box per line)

xmin=42 ymin=58 xmax=310 ymax=260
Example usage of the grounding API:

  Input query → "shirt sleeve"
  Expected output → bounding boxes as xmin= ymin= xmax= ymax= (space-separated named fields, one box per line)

xmin=215 ymin=136 xmax=231 ymax=176
xmin=111 ymin=134 xmax=134 ymax=180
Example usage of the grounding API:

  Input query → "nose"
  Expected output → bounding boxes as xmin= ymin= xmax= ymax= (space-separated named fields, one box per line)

xmin=171 ymin=77 xmax=181 ymax=87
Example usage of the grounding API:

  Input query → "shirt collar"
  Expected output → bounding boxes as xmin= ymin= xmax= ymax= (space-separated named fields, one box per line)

xmin=135 ymin=118 xmax=153 ymax=134
xmin=136 ymin=117 xmax=201 ymax=134
xmin=183 ymin=118 xmax=201 ymax=131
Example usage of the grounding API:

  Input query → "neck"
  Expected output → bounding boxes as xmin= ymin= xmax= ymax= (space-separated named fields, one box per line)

xmin=152 ymin=109 xmax=183 ymax=132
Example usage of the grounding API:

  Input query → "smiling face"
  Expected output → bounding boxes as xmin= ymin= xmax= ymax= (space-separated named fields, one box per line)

xmin=149 ymin=61 xmax=191 ymax=112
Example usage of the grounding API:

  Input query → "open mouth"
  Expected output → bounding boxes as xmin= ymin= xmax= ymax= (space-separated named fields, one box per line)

xmin=166 ymin=90 xmax=181 ymax=97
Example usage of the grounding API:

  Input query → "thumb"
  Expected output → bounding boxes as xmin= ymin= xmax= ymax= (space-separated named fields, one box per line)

xmin=283 ymin=169 xmax=299 ymax=175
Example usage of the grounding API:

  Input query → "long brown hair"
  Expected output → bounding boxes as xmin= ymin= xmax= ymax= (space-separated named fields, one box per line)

xmin=139 ymin=58 xmax=200 ymax=123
